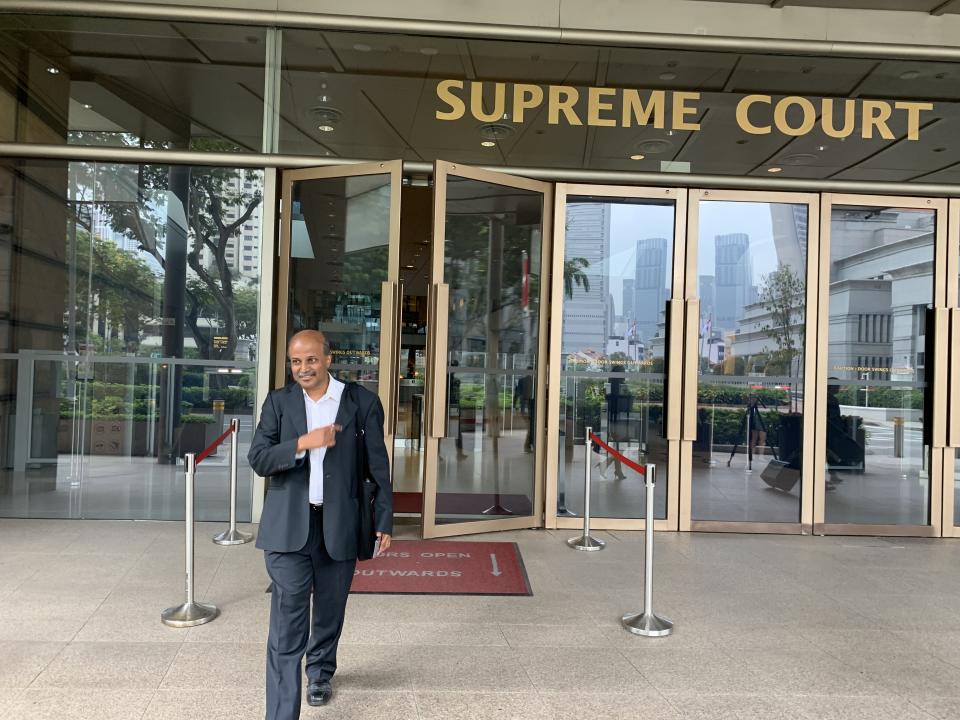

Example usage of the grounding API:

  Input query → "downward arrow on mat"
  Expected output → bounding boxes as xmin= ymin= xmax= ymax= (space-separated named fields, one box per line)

xmin=490 ymin=554 xmax=502 ymax=577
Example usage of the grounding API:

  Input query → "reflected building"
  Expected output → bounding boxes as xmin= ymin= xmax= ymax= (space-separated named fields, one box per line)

xmin=561 ymin=202 xmax=610 ymax=356
xmin=715 ymin=233 xmax=753 ymax=332
xmin=633 ymin=237 xmax=669 ymax=344
xmin=770 ymin=203 xmax=808 ymax=271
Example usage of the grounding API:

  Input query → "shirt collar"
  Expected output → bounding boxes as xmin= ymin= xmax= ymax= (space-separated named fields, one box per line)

xmin=303 ymin=374 xmax=345 ymax=405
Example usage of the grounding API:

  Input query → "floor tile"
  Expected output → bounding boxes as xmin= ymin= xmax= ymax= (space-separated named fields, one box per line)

xmin=142 ymin=688 xmax=265 ymax=720
xmin=518 ymin=647 xmax=649 ymax=692
xmin=405 ymin=646 xmax=532 ymax=691
xmin=415 ymin=690 xmax=548 ymax=720
xmin=32 ymin=641 xmax=180 ymax=689
xmin=4 ymin=688 xmax=154 ymax=720
xmin=160 ymin=642 xmax=264 ymax=689
xmin=540 ymin=690 xmax=682 ymax=720
xmin=0 ymin=642 xmax=64 ymax=688
xmin=397 ymin=622 xmax=506 ymax=646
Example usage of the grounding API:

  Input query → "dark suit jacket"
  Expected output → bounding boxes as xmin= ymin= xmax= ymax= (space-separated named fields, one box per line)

xmin=248 ymin=381 xmax=393 ymax=560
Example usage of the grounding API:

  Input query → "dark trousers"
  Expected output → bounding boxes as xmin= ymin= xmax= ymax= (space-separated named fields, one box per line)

xmin=264 ymin=506 xmax=356 ymax=720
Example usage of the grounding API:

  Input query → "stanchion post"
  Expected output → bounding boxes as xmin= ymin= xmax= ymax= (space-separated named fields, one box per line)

xmin=214 ymin=418 xmax=253 ymax=545
xmin=162 ymin=453 xmax=220 ymax=627
xmin=567 ymin=426 xmax=605 ymax=551
xmin=622 ymin=463 xmax=673 ymax=636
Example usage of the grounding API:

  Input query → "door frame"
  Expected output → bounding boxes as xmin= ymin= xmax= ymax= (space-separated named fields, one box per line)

xmin=679 ymin=189 xmax=821 ymax=535
xmin=545 ymin=183 xmax=687 ymax=532
xmin=421 ymin=160 xmax=553 ymax=538
xmin=814 ymin=193 xmax=948 ymax=538
xmin=944 ymin=199 xmax=960 ymax=537
xmin=275 ymin=160 xmax=403 ymax=465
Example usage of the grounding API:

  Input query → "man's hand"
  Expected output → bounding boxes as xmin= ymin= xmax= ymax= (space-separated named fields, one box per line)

xmin=297 ymin=424 xmax=341 ymax=453
xmin=376 ymin=532 xmax=392 ymax=556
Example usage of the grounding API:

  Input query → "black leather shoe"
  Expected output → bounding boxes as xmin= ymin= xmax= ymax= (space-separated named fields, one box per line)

xmin=307 ymin=680 xmax=333 ymax=706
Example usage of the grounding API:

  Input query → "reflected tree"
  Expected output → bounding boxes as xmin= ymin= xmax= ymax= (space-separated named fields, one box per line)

xmin=758 ymin=263 xmax=805 ymax=411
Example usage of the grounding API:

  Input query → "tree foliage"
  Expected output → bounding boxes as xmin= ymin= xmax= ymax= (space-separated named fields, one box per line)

xmin=73 ymin=144 xmax=262 ymax=360
xmin=758 ymin=263 xmax=805 ymax=410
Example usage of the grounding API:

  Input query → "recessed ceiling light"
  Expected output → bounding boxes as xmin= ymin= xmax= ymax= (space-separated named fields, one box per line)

xmin=46 ymin=66 xmax=60 ymax=75
xmin=420 ymin=47 xmax=439 ymax=56
xmin=353 ymin=43 xmax=372 ymax=52
xmin=933 ymin=147 xmax=946 ymax=153
xmin=900 ymin=70 xmax=921 ymax=80
xmin=817 ymin=145 xmax=827 ymax=152
xmin=481 ymin=140 xmax=496 ymax=147
xmin=767 ymin=167 xmax=783 ymax=173
xmin=629 ymin=154 xmax=645 ymax=160
xmin=666 ymin=130 xmax=675 ymax=137
xmin=659 ymin=72 xmax=677 ymax=81
xmin=82 ymin=103 xmax=93 ymax=110
xmin=317 ymin=124 xmax=335 ymax=132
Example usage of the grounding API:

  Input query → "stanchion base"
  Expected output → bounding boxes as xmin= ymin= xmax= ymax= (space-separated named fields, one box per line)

xmin=213 ymin=528 xmax=254 ymax=545
xmin=482 ymin=503 xmax=514 ymax=516
xmin=161 ymin=601 xmax=220 ymax=628
xmin=621 ymin=610 xmax=673 ymax=637
xmin=567 ymin=534 xmax=605 ymax=551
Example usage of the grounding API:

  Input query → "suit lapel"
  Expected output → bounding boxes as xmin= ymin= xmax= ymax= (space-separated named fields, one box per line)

xmin=286 ymin=384 xmax=308 ymax=437
xmin=335 ymin=384 xmax=358 ymax=432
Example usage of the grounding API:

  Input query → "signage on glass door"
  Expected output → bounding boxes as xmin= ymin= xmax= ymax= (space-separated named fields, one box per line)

xmin=436 ymin=80 xmax=934 ymax=141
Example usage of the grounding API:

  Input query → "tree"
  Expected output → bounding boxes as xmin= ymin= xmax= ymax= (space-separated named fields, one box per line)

xmin=563 ymin=257 xmax=590 ymax=299
xmin=70 ymin=229 xmax=160 ymax=353
xmin=758 ymin=263 xmax=805 ymax=411
xmin=76 ymin=139 xmax=262 ymax=360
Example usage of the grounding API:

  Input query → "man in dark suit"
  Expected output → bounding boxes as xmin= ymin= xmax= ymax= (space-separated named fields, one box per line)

xmin=249 ymin=330 xmax=393 ymax=720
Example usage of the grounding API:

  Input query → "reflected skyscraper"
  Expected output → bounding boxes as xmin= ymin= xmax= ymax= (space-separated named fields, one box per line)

xmin=633 ymin=237 xmax=669 ymax=343
xmin=715 ymin=233 xmax=753 ymax=332
xmin=561 ymin=202 xmax=610 ymax=355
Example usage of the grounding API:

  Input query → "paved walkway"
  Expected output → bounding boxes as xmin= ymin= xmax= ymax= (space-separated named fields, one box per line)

xmin=1 ymin=519 xmax=960 ymax=719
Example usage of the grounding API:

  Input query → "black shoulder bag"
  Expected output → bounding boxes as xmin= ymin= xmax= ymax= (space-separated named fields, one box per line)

xmin=350 ymin=384 xmax=379 ymax=561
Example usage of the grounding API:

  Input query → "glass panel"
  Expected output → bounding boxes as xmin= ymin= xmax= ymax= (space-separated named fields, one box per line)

xmin=393 ymin=186 xmax=432 ymax=499
xmin=0 ymin=16 xmax=265 ymax=150
xmin=557 ymin=197 xmax=674 ymax=519
xmin=0 ymin=158 xmax=263 ymax=520
xmin=435 ymin=175 xmax=543 ymax=523
xmin=285 ymin=173 xmax=391 ymax=395
xmin=824 ymin=205 xmax=934 ymax=525
xmin=692 ymin=201 xmax=809 ymax=523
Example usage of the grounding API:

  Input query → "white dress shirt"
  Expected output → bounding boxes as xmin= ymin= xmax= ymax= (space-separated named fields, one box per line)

xmin=297 ymin=374 xmax=345 ymax=505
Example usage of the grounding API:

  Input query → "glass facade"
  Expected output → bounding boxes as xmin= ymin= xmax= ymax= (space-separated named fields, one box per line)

xmin=0 ymin=16 xmax=265 ymax=151
xmin=823 ymin=206 xmax=934 ymax=526
xmin=691 ymin=200 xmax=809 ymax=524
xmin=1 ymin=8 xmax=959 ymax=536
xmin=556 ymin=196 xmax=675 ymax=520
xmin=0 ymin=158 xmax=262 ymax=520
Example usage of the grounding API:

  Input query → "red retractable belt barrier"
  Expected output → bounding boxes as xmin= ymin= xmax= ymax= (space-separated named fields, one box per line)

xmin=196 ymin=425 xmax=236 ymax=464
xmin=588 ymin=432 xmax=647 ymax=476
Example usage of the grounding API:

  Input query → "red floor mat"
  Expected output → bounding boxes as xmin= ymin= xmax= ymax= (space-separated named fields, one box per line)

xmin=350 ymin=540 xmax=531 ymax=595
xmin=394 ymin=492 xmax=533 ymax=515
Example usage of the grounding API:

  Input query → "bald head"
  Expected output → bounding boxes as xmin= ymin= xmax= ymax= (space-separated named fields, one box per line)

xmin=288 ymin=329 xmax=330 ymax=356
xmin=288 ymin=330 xmax=332 ymax=394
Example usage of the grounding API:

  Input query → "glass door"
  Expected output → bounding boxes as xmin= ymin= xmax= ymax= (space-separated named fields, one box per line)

xmin=814 ymin=195 xmax=948 ymax=537
xmin=680 ymin=190 xmax=820 ymax=533
xmin=545 ymin=184 xmax=687 ymax=531
xmin=422 ymin=161 xmax=551 ymax=538
xmin=276 ymin=162 xmax=402 ymax=465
